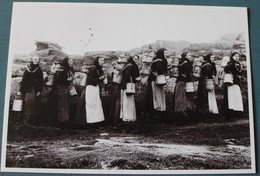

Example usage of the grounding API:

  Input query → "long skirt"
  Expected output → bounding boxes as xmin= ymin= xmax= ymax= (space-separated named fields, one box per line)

xmin=151 ymin=81 xmax=166 ymax=111
xmin=56 ymin=85 xmax=70 ymax=123
xmin=23 ymin=89 xmax=40 ymax=116
xmin=174 ymin=81 xmax=195 ymax=112
xmin=74 ymin=88 xmax=87 ymax=125
xmin=227 ymin=85 xmax=243 ymax=111
xmin=120 ymin=90 xmax=136 ymax=122
xmin=85 ymin=85 xmax=105 ymax=123
xmin=109 ymin=84 xmax=121 ymax=123
xmin=197 ymin=80 xmax=218 ymax=114
xmin=208 ymin=90 xmax=219 ymax=114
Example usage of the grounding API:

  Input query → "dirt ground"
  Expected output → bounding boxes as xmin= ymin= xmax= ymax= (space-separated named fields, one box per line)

xmin=5 ymin=118 xmax=252 ymax=170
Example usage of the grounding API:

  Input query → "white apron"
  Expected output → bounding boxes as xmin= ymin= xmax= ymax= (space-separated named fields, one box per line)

xmin=85 ymin=85 xmax=105 ymax=123
xmin=228 ymin=85 xmax=244 ymax=111
xmin=151 ymin=81 xmax=166 ymax=111
xmin=120 ymin=89 xmax=136 ymax=122
xmin=208 ymin=90 xmax=219 ymax=114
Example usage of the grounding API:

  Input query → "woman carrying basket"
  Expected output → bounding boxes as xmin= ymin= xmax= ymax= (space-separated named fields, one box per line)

xmin=173 ymin=51 xmax=195 ymax=117
xmin=144 ymin=48 xmax=168 ymax=120
xmin=197 ymin=53 xmax=219 ymax=115
xmin=223 ymin=52 xmax=244 ymax=118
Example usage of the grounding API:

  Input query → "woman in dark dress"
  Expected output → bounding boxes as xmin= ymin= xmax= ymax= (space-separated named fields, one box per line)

xmin=52 ymin=57 xmax=73 ymax=125
xmin=109 ymin=57 xmax=125 ymax=124
xmin=144 ymin=48 xmax=168 ymax=119
xmin=197 ymin=53 xmax=219 ymax=115
xmin=19 ymin=55 xmax=44 ymax=124
xmin=173 ymin=51 xmax=195 ymax=115
xmin=223 ymin=52 xmax=244 ymax=118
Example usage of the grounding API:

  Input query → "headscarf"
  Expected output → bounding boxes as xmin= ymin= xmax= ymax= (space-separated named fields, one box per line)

xmin=154 ymin=48 xmax=167 ymax=71
xmin=230 ymin=52 xmax=240 ymax=63
xmin=128 ymin=55 xmax=140 ymax=79
xmin=93 ymin=57 xmax=104 ymax=76
xmin=204 ymin=53 xmax=216 ymax=75
xmin=62 ymin=57 xmax=74 ymax=73
xmin=180 ymin=51 xmax=192 ymax=65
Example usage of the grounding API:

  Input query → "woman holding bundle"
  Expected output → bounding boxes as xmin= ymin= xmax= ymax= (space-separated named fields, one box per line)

xmin=197 ymin=53 xmax=219 ymax=115
xmin=144 ymin=48 xmax=168 ymax=119
xmin=19 ymin=55 xmax=44 ymax=123
xmin=173 ymin=51 xmax=195 ymax=116
xmin=223 ymin=52 xmax=244 ymax=118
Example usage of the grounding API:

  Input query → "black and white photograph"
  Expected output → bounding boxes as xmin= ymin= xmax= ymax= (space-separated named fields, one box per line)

xmin=1 ymin=2 xmax=255 ymax=174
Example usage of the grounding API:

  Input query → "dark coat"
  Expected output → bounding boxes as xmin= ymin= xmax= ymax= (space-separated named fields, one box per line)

xmin=86 ymin=66 xmax=102 ymax=86
xmin=177 ymin=58 xmax=193 ymax=82
xmin=197 ymin=61 xmax=216 ymax=110
xmin=224 ymin=60 xmax=242 ymax=85
xmin=20 ymin=67 xmax=44 ymax=94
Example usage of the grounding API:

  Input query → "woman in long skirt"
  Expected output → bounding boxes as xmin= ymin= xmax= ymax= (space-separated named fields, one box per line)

xmin=119 ymin=56 xmax=140 ymax=122
xmin=19 ymin=55 xmax=44 ymax=124
xmin=173 ymin=51 xmax=195 ymax=116
xmin=109 ymin=58 xmax=125 ymax=124
xmin=223 ymin=52 xmax=244 ymax=118
xmin=144 ymin=48 xmax=168 ymax=119
xmin=85 ymin=57 xmax=105 ymax=124
xmin=52 ymin=57 xmax=72 ymax=125
xmin=197 ymin=53 xmax=219 ymax=115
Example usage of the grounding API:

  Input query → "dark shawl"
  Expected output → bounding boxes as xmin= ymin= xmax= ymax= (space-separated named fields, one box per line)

xmin=177 ymin=52 xmax=193 ymax=82
xmin=20 ymin=61 xmax=44 ymax=94
xmin=128 ymin=56 xmax=140 ymax=80
xmin=224 ymin=52 xmax=242 ymax=85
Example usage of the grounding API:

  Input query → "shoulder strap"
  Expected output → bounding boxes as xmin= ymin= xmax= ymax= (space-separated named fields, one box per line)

xmin=201 ymin=62 xmax=211 ymax=68
xmin=152 ymin=59 xmax=162 ymax=63
xmin=179 ymin=60 xmax=187 ymax=67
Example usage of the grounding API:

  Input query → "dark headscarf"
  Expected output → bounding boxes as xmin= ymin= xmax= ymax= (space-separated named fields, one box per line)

xmin=230 ymin=52 xmax=240 ymax=63
xmin=128 ymin=55 xmax=140 ymax=79
xmin=155 ymin=48 xmax=168 ymax=71
xmin=93 ymin=57 xmax=104 ymax=76
xmin=204 ymin=53 xmax=216 ymax=75
xmin=180 ymin=51 xmax=192 ymax=65
xmin=61 ymin=57 xmax=74 ymax=73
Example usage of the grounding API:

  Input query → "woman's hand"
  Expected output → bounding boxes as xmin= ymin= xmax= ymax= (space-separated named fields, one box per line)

xmin=36 ymin=92 xmax=41 ymax=96
xmin=99 ymin=75 xmax=106 ymax=80
xmin=152 ymin=71 xmax=158 ymax=76
xmin=135 ymin=76 xmax=141 ymax=81
xmin=67 ymin=77 xmax=73 ymax=82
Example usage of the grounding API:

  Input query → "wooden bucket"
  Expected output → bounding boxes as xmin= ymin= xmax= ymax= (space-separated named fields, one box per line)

xmin=113 ymin=74 xmax=123 ymax=84
xmin=45 ymin=74 xmax=55 ymax=86
xmin=12 ymin=99 xmax=23 ymax=112
xmin=224 ymin=73 xmax=233 ymax=86
xmin=141 ymin=68 xmax=151 ymax=76
xmin=171 ymin=67 xmax=179 ymax=78
xmin=156 ymin=75 xmax=167 ymax=86
xmin=79 ymin=74 xmax=87 ymax=87
xmin=185 ymin=82 xmax=195 ymax=92
xmin=172 ymin=58 xmax=179 ymax=66
xmin=126 ymin=83 xmax=135 ymax=94
xmin=193 ymin=65 xmax=201 ymax=78
xmin=69 ymin=86 xmax=77 ymax=96
xmin=205 ymin=79 xmax=215 ymax=90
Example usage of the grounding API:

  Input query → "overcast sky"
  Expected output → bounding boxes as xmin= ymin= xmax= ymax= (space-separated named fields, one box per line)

xmin=10 ymin=2 xmax=248 ymax=55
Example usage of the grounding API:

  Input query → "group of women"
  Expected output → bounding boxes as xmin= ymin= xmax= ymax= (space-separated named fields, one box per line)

xmin=17 ymin=48 xmax=245 ymax=127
